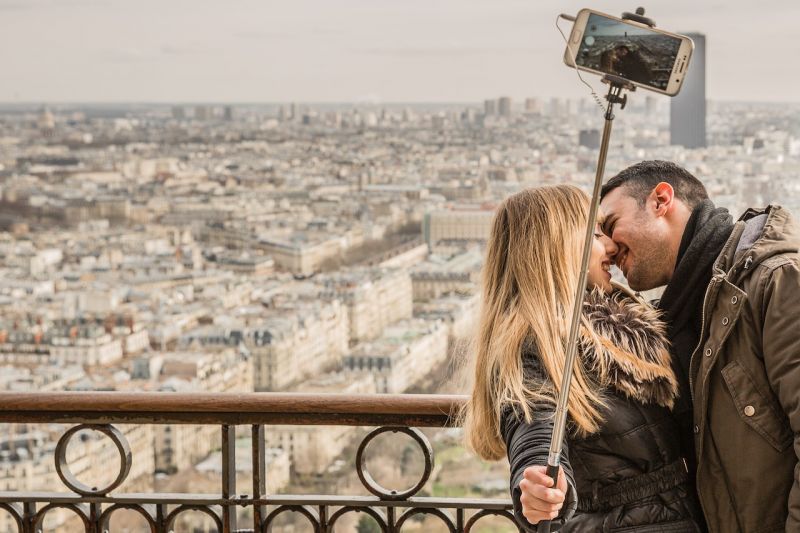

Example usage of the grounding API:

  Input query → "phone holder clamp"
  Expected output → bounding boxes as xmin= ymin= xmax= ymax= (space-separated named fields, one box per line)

xmin=621 ymin=7 xmax=656 ymax=28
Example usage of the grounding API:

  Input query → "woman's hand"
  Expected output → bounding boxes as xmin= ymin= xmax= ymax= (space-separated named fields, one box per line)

xmin=518 ymin=465 xmax=567 ymax=524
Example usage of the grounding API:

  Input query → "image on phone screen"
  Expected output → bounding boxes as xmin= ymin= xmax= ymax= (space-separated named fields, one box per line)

xmin=576 ymin=13 xmax=683 ymax=91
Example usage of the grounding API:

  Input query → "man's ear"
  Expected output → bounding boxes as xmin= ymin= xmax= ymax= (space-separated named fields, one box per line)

xmin=650 ymin=182 xmax=674 ymax=217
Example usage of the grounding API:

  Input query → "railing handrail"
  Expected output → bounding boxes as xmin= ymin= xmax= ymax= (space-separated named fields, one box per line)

xmin=0 ymin=392 xmax=467 ymax=426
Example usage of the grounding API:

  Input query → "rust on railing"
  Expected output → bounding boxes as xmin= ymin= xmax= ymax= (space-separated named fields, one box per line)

xmin=0 ymin=392 xmax=519 ymax=533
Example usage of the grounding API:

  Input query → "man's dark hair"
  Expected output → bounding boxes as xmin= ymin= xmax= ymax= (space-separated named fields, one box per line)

xmin=600 ymin=160 xmax=708 ymax=208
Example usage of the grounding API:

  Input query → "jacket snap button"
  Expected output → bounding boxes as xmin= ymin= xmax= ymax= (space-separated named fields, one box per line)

xmin=744 ymin=405 xmax=755 ymax=417
xmin=693 ymin=425 xmax=700 ymax=434
xmin=722 ymin=317 xmax=729 ymax=326
xmin=731 ymin=296 xmax=738 ymax=304
xmin=704 ymin=348 xmax=712 ymax=357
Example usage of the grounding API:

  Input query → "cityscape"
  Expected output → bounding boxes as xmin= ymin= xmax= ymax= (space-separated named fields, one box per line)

xmin=2 ymin=7 xmax=800 ymax=530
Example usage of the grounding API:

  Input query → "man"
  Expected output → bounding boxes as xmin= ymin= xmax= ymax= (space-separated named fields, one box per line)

xmin=517 ymin=160 xmax=798 ymax=529
xmin=596 ymin=160 xmax=799 ymax=532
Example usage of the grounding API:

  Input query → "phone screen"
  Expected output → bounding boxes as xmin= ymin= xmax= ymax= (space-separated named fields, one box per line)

xmin=576 ymin=13 xmax=683 ymax=91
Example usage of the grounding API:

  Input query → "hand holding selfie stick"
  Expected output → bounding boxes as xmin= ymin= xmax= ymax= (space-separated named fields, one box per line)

xmin=536 ymin=9 xmax=651 ymax=533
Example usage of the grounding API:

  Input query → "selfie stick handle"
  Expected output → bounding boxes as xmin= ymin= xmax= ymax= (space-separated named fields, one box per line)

xmin=536 ymin=75 xmax=635 ymax=533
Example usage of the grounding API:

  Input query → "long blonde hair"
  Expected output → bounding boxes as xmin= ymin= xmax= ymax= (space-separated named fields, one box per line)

xmin=463 ymin=185 xmax=606 ymax=460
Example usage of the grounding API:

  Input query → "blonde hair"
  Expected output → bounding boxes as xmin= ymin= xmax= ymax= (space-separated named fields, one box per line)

xmin=462 ymin=185 xmax=606 ymax=460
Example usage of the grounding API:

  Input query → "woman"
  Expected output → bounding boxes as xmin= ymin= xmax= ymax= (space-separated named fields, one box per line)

xmin=462 ymin=185 xmax=702 ymax=531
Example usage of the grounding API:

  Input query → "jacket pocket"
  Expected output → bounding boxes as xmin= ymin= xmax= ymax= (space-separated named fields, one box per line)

xmin=720 ymin=360 xmax=793 ymax=452
xmin=610 ymin=519 xmax=700 ymax=532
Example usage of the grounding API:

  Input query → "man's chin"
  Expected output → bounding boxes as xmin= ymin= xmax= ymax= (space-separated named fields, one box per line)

xmin=626 ymin=274 xmax=658 ymax=292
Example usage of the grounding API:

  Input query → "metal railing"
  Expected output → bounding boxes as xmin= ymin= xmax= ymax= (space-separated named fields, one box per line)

xmin=0 ymin=392 xmax=518 ymax=533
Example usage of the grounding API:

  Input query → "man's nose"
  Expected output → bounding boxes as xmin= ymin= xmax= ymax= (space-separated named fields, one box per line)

xmin=601 ymin=234 xmax=618 ymax=255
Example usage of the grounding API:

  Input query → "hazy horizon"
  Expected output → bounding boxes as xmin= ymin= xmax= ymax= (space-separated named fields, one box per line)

xmin=2 ymin=0 xmax=799 ymax=103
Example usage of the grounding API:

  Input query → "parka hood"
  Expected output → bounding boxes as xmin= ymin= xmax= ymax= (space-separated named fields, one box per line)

xmin=717 ymin=205 xmax=800 ymax=281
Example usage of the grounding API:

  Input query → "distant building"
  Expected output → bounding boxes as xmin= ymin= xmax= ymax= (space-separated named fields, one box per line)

xmin=579 ymin=129 xmax=601 ymax=149
xmin=525 ymin=98 xmax=541 ymax=114
xmin=343 ymin=319 xmax=448 ymax=393
xmin=194 ymin=106 xmax=209 ymax=121
xmin=498 ymin=97 xmax=512 ymax=117
xmin=550 ymin=98 xmax=570 ymax=117
xmin=38 ymin=107 xmax=55 ymax=137
xmin=171 ymin=106 xmax=185 ymax=120
xmin=670 ymin=32 xmax=706 ymax=148
xmin=484 ymin=99 xmax=496 ymax=116
xmin=423 ymin=208 xmax=495 ymax=247
xmin=411 ymin=249 xmax=482 ymax=301
xmin=320 ymin=268 xmax=413 ymax=343
xmin=223 ymin=105 xmax=234 ymax=121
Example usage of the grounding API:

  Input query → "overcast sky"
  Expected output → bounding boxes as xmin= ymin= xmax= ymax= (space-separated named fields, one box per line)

xmin=1 ymin=0 xmax=797 ymax=103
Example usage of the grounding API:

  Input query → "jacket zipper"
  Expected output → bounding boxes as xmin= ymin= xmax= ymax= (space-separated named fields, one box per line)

xmin=688 ymin=274 xmax=721 ymax=403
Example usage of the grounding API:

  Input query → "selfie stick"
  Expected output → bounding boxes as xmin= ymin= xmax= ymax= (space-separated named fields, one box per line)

xmin=536 ymin=8 xmax=652 ymax=533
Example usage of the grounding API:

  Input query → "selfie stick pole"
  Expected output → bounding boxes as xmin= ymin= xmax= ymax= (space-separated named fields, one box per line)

xmin=536 ymin=9 xmax=653 ymax=533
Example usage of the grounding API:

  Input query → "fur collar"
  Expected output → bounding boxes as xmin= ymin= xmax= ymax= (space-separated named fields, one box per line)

xmin=580 ymin=288 xmax=678 ymax=409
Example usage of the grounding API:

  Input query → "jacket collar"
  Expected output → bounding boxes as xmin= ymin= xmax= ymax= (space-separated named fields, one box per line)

xmin=581 ymin=289 xmax=679 ymax=409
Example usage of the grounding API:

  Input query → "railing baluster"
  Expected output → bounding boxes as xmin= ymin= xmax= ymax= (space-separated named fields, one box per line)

xmin=457 ymin=508 xmax=465 ymax=533
xmin=156 ymin=503 xmax=168 ymax=533
xmin=23 ymin=501 xmax=36 ymax=533
xmin=387 ymin=506 xmax=396 ymax=533
xmin=89 ymin=501 xmax=101 ymax=533
xmin=318 ymin=504 xmax=327 ymax=533
xmin=221 ymin=424 xmax=237 ymax=533
xmin=252 ymin=424 xmax=266 ymax=533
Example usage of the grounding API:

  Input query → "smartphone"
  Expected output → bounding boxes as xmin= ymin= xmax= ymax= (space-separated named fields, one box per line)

xmin=563 ymin=9 xmax=694 ymax=96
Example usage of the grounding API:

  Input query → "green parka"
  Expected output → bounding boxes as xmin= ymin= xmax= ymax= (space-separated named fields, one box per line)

xmin=690 ymin=205 xmax=800 ymax=532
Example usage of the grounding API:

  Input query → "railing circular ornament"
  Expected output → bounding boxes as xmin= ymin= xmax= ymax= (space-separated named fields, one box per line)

xmin=395 ymin=507 xmax=456 ymax=533
xmin=356 ymin=426 xmax=433 ymax=501
xmin=165 ymin=504 xmax=223 ymax=532
xmin=464 ymin=509 xmax=522 ymax=532
xmin=327 ymin=506 xmax=388 ymax=533
xmin=262 ymin=505 xmax=320 ymax=533
xmin=0 ymin=502 xmax=24 ymax=531
xmin=33 ymin=503 xmax=91 ymax=533
xmin=54 ymin=424 xmax=132 ymax=496
xmin=99 ymin=503 xmax=157 ymax=533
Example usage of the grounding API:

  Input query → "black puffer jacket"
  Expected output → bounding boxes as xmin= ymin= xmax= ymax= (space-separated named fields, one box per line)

xmin=502 ymin=289 xmax=704 ymax=532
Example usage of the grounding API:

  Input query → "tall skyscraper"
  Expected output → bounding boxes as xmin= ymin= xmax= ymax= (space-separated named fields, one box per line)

xmin=484 ymin=99 xmax=496 ymax=116
xmin=670 ymin=33 xmax=706 ymax=148
xmin=498 ymin=97 xmax=512 ymax=117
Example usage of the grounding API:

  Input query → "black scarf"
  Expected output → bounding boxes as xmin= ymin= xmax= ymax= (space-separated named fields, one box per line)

xmin=659 ymin=200 xmax=733 ymax=360
xmin=657 ymin=199 xmax=732 ymax=504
